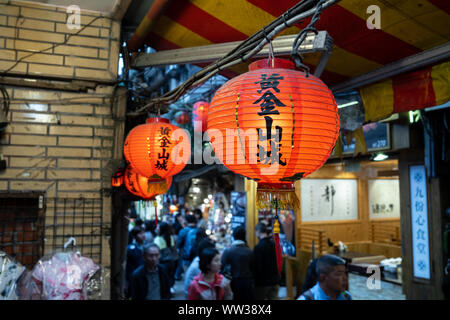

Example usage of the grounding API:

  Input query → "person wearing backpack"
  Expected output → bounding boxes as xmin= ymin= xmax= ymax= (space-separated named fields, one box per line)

xmin=175 ymin=214 xmax=198 ymax=279
xmin=297 ymin=254 xmax=352 ymax=300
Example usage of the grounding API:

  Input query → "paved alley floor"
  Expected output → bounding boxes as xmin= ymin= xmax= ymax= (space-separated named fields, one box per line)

xmin=348 ymin=273 xmax=406 ymax=300
xmin=171 ymin=272 xmax=405 ymax=300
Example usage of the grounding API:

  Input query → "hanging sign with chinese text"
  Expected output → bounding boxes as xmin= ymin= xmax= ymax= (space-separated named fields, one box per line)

xmin=409 ymin=165 xmax=430 ymax=280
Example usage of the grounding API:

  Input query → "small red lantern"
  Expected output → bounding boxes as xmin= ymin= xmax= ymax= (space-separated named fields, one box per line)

xmin=124 ymin=117 xmax=190 ymax=180
xmin=192 ymin=101 xmax=209 ymax=132
xmin=207 ymin=58 xmax=340 ymax=184
xmin=124 ymin=167 xmax=172 ymax=200
xmin=175 ymin=110 xmax=190 ymax=125
xmin=112 ymin=168 xmax=124 ymax=187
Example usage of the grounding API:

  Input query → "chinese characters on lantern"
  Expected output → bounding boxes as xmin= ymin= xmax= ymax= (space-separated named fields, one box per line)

xmin=254 ymin=73 xmax=287 ymax=166
xmin=409 ymin=165 xmax=430 ymax=279
xmin=156 ymin=126 xmax=172 ymax=171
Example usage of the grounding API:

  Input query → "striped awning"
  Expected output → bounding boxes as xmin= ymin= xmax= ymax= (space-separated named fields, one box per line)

xmin=134 ymin=0 xmax=450 ymax=86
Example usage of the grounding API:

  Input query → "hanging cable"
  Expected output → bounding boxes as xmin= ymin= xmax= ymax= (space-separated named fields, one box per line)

xmin=127 ymin=0 xmax=339 ymax=117
xmin=291 ymin=0 xmax=327 ymax=77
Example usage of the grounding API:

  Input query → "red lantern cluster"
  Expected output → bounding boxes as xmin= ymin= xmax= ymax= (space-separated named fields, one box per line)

xmin=123 ymin=117 xmax=190 ymax=200
xmin=207 ymin=58 xmax=340 ymax=184
xmin=124 ymin=117 xmax=190 ymax=180
xmin=124 ymin=167 xmax=172 ymax=200
xmin=192 ymin=101 xmax=209 ymax=132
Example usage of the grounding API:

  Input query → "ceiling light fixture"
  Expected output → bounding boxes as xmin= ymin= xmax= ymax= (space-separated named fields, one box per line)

xmin=337 ymin=100 xmax=358 ymax=109
xmin=373 ymin=153 xmax=389 ymax=161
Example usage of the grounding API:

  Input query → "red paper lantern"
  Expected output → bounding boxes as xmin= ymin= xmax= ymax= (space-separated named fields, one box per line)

xmin=124 ymin=167 xmax=172 ymax=200
xmin=192 ymin=101 xmax=209 ymax=132
xmin=175 ymin=110 xmax=190 ymax=125
xmin=207 ymin=58 xmax=340 ymax=184
xmin=111 ymin=168 xmax=124 ymax=187
xmin=124 ymin=117 xmax=190 ymax=180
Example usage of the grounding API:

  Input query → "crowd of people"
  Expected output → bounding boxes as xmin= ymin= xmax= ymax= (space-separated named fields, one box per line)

xmin=124 ymin=209 xmax=352 ymax=301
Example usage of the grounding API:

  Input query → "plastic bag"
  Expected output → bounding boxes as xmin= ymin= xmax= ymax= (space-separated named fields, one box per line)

xmin=0 ymin=251 xmax=26 ymax=300
xmin=29 ymin=251 xmax=101 ymax=300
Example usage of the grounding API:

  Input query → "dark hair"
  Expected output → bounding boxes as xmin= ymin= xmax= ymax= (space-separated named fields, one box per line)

xmin=135 ymin=218 xmax=144 ymax=227
xmin=143 ymin=243 xmax=160 ymax=254
xmin=186 ymin=214 xmax=197 ymax=224
xmin=195 ymin=228 xmax=207 ymax=242
xmin=145 ymin=220 xmax=157 ymax=235
xmin=233 ymin=226 xmax=246 ymax=242
xmin=199 ymin=247 xmax=219 ymax=274
xmin=255 ymin=222 xmax=268 ymax=234
xmin=158 ymin=222 xmax=173 ymax=248
xmin=130 ymin=226 xmax=144 ymax=239
xmin=189 ymin=228 xmax=208 ymax=260
xmin=197 ymin=238 xmax=215 ymax=257
xmin=316 ymin=254 xmax=346 ymax=277
xmin=193 ymin=209 xmax=202 ymax=218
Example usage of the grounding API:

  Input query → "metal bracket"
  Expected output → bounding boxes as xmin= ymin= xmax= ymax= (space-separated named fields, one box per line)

xmin=131 ymin=31 xmax=334 ymax=70
xmin=312 ymin=31 xmax=334 ymax=77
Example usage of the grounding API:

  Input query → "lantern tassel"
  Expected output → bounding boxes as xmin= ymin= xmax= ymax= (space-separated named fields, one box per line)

xmin=273 ymin=218 xmax=283 ymax=275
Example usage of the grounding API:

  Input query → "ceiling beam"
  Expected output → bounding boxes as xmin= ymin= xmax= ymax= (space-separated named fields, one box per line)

xmin=131 ymin=31 xmax=332 ymax=68
xmin=331 ymin=42 xmax=450 ymax=93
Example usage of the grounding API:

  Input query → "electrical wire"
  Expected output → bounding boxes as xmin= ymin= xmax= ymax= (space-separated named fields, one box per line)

xmin=127 ymin=0 xmax=340 ymax=117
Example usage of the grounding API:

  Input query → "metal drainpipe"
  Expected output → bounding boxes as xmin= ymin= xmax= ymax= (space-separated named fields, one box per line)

xmin=127 ymin=0 xmax=171 ymax=52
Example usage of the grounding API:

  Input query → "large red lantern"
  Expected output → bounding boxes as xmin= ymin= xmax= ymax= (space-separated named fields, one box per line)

xmin=192 ymin=101 xmax=209 ymax=132
xmin=124 ymin=167 xmax=172 ymax=200
xmin=207 ymin=58 xmax=340 ymax=184
xmin=124 ymin=117 xmax=190 ymax=180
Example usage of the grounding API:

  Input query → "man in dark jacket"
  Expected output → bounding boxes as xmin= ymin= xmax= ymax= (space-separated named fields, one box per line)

xmin=221 ymin=226 xmax=255 ymax=300
xmin=253 ymin=222 xmax=280 ymax=300
xmin=128 ymin=243 xmax=171 ymax=300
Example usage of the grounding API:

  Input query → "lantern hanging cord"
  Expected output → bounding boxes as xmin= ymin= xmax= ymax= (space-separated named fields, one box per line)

xmin=127 ymin=0 xmax=339 ymax=117
xmin=291 ymin=0 xmax=328 ymax=77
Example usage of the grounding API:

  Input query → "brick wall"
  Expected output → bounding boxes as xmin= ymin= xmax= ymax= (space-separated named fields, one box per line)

xmin=0 ymin=1 xmax=126 ymax=299
xmin=0 ymin=1 xmax=120 ymax=82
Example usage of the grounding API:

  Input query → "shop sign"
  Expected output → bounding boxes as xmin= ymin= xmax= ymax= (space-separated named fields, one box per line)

xmin=409 ymin=165 xmax=431 ymax=280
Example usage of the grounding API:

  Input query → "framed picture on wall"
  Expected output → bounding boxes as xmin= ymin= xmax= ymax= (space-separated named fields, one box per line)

xmin=368 ymin=179 xmax=401 ymax=219
xmin=300 ymin=179 xmax=358 ymax=222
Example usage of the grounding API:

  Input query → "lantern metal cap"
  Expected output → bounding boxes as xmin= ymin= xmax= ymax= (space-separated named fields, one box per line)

xmin=249 ymin=58 xmax=295 ymax=71
xmin=146 ymin=117 xmax=170 ymax=124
